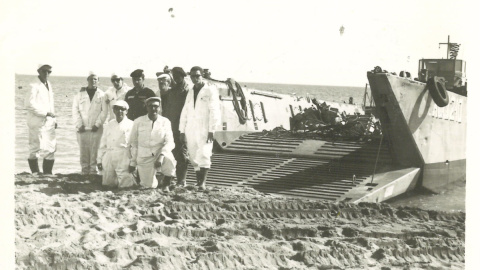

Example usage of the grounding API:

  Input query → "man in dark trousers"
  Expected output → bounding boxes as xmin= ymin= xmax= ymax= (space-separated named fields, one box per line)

xmin=158 ymin=67 xmax=190 ymax=187
xmin=124 ymin=69 xmax=156 ymax=120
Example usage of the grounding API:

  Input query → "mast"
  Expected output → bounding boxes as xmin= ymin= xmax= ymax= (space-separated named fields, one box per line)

xmin=438 ymin=35 xmax=450 ymax=59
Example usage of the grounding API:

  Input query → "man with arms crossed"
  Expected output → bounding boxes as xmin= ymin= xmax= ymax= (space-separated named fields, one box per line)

xmin=24 ymin=63 xmax=57 ymax=175
xmin=124 ymin=69 xmax=156 ymax=120
xmin=158 ymin=67 xmax=190 ymax=187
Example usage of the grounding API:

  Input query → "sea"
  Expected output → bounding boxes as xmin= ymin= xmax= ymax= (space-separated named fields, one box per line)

xmin=14 ymin=74 xmax=465 ymax=211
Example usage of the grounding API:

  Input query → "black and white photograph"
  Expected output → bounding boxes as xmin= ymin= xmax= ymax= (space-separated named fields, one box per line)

xmin=1 ymin=0 xmax=479 ymax=269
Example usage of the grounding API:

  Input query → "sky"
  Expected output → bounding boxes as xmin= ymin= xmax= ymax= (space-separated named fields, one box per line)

xmin=1 ymin=0 xmax=480 ymax=268
xmin=0 ymin=0 xmax=475 ymax=86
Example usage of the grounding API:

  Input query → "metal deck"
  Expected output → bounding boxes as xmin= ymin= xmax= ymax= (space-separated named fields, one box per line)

xmin=185 ymin=135 xmax=399 ymax=201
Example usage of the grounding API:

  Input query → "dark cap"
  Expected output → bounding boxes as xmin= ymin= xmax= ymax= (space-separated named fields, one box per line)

xmin=190 ymin=66 xmax=203 ymax=74
xmin=130 ymin=69 xmax=145 ymax=78
xmin=171 ymin=67 xmax=187 ymax=77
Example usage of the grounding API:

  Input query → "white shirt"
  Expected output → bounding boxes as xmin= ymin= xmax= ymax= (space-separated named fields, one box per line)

xmin=72 ymin=87 xmax=108 ymax=129
xmin=129 ymin=115 xmax=175 ymax=166
xmin=25 ymin=79 xmax=55 ymax=118
xmin=105 ymin=83 xmax=130 ymax=120
xmin=97 ymin=118 xmax=134 ymax=163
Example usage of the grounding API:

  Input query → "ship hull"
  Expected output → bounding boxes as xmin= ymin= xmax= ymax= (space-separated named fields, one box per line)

xmin=206 ymin=79 xmax=364 ymax=148
xmin=367 ymin=72 xmax=467 ymax=192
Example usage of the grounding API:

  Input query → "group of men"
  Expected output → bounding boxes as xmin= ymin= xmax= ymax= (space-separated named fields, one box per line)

xmin=24 ymin=64 xmax=221 ymax=191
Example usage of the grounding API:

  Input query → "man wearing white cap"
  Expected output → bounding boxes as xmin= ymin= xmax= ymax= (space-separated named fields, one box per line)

xmin=24 ymin=63 xmax=57 ymax=175
xmin=72 ymin=71 xmax=108 ymax=174
xmin=97 ymin=100 xmax=136 ymax=187
xmin=105 ymin=73 xmax=130 ymax=121
xmin=129 ymin=97 xmax=176 ymax=190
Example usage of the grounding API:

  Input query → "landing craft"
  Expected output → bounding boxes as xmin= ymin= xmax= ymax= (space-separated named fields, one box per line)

xmin=165 ymin=37 xmax=466 ymax=202
xmin=366 ymin=36 xmax=467 ymax=193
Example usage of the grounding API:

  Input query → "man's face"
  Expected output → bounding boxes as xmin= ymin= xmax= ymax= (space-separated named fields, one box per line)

xmin=190 ymin=70 xmax=203 ymax=86
xmin=87 ymin=75 xmax=99 ymax=88
xmin=157 ymin=78 xmax=170 ymax=92
xmin=38 ymin=66 xmax=52 ymax=81
xmin=132 ymin=77 xmax=144 ymax=89
xmin=172 ymin=73 xmax=184 ymax=85
xmin=113 ymin=106 xmax=127 ymax=122
xmin=146 ymin=100 xmax=161 ymax=119
xmin=111 ymin=78 xmax=123 ymax=90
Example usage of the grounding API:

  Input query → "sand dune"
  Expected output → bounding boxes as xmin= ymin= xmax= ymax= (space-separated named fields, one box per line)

xmin=15 ymin=173 xmax=465 ymax=269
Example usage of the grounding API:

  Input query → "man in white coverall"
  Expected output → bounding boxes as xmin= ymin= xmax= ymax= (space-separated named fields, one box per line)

xmin=105 ymin=73 xmax=130 ymax=121
xmin=24 ymin=63 xmax=57 ymax=175
xmin=179 ymin=66 xmax=221 ymax=190
xmin=72 ymin=72 xmax=108 ymax=175
xmin=97 ymin=100 xmax=136 ymax=188
xmin=129 ymin=97 xmax=176 ymax=190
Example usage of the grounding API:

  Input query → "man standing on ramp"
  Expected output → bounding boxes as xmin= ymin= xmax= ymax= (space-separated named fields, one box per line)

xmin=179 ymin=66 xmax=221 ymax=190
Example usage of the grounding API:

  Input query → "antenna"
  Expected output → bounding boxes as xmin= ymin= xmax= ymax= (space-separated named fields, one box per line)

xmin=438 ymin=35 xmax=451 ymax=59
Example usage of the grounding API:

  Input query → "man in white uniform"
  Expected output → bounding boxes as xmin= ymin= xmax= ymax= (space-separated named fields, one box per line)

xmin=72 ymin=72 xmax=108 ymax=175
xmin=129 ymin=97 xmax=176 ymax=190
xmin=105 ymin=73 xmax=130 ymax=121
xmin=97 ymin=100 xmax=135 ymax=188
xmin=24 ymin=63 xmax=57 ymax=175
xmin=179 ymin=66 xmax=221 ymax=190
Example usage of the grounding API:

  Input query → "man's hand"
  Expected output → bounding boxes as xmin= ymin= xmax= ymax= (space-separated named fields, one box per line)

xmin=46 ymin=112 xmax=55 ymax=118
xmin=91 ymin=125 xmax=99 ymax=132
xmin=129 ymin=166 xmax=136 ymax=173
xmin=97 ymin=163 xmax=103 ymax=171
xmin=180 ymin=133 xmax=187 ymax=144
xmin=206 ymin=132 xmax=214 ymax=143
xmin=78 ymin=125 xmax=86 ymax=133
xmin=155 ymin=155 xmax=164 ymax=168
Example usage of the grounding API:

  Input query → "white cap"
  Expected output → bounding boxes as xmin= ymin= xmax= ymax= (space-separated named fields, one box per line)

xmin=156 ymin=73 xmax=170 ymax=80
xmin=88 ymin=71 xmax=97 ymax=78
xmin=111 ymin=72 xmax=122 ymax=79
xmin=112 ymin=100 xmax=129 ymax=109
xmin=145 ymin=97 xmax=162 ymax=104
xmin=37 ymin=63 xmax=52 ymax=70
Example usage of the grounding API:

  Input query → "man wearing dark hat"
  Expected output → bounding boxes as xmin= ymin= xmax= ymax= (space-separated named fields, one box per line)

xmin=24 ymin=63 xmax=57 ymax=175
xmin=124 ymin=69 xmax=156 ymax=120
xmin=129 ymin=97 xmax=176 ymax=190
xmin=159 ymin=67 xmax=190 ymax=187
xmin=179 ymin=66 xmax=221 ymax=190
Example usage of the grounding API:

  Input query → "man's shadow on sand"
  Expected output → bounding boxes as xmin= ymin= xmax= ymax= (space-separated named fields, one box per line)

xmin=15 ymin=172 xmax=127 ymax=195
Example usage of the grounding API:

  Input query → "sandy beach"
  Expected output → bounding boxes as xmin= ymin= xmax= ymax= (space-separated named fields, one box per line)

xmin=15 ymin=173 xmax=465 ymax=269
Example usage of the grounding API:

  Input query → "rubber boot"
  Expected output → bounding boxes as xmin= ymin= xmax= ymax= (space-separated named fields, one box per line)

xmin=28 ymin=159 xmax=40 ymax=175
xmin=155 ymin=173 xmax=165 ymax=189
xmin=162 ymin=176 xmax=172 ymax=192
xmin=198 ymin=168 xmax=209 ymax=191
xmin=43 ymin=159 xmax=55 ymax=175
xmin=195 ymin=170 xmax=201 ymax=186
xmin=176 ymin=166 xmax=187 ymax=187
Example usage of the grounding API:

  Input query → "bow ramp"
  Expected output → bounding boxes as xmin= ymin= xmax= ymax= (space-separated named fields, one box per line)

xmin=185 ymin=133 xmax=421 ymax=202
